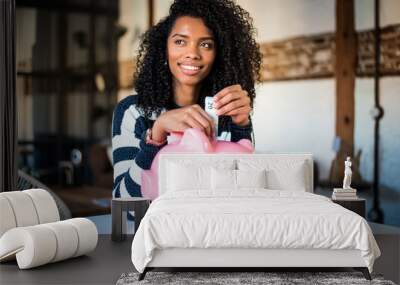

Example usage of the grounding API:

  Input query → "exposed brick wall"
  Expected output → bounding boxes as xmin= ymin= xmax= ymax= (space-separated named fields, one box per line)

xmin=260 ymin=24 xmax=400 ymax=82
xmin=357 ymin=25 xmax=400 ymax=76
xmin=260 ymin=33 xmax=334 ymax=81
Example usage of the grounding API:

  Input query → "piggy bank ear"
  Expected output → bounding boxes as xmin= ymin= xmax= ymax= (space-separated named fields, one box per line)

xmin=180 ymin=128 xmax=213 ymax=152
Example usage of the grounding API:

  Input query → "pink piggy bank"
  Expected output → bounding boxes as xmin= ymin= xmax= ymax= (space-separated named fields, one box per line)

xmin=141 ymin=128 xmax=254 ymax=200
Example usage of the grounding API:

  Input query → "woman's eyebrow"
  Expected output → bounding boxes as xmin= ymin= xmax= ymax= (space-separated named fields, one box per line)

xmin=199 ymin=36 xmax=215 ymax=41
xmin=171 ymin=33 xmax=214 ymax=40
xmin=171 ymin=33 xmax=188 ymax=38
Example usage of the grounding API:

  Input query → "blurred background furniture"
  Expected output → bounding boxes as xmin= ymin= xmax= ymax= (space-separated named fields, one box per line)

xmin=17 ymin=170 xmax=72 ymax=220
xmin=89 ymin=144 xmax=113 ymax=189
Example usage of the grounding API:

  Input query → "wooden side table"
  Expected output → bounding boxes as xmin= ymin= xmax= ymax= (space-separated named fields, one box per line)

xmin=111 ymin=197 xmax=150 ymax=242
xmin=332 ymin=198 xmax=366 ymax=218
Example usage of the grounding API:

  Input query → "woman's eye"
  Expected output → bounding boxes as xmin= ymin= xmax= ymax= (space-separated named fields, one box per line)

xmin=174 ymin=39 xmax=185 ymax=45
xmin=201 ymin=42 xmax=214 ymax=49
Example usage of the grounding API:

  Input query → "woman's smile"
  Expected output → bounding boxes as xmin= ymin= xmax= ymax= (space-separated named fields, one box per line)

xmin=178 ymin=62 xmax=203 ymax=76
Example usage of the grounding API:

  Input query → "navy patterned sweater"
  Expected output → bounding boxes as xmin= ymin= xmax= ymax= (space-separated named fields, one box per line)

xmin=111 ymin=95 xmax=252 ymax=200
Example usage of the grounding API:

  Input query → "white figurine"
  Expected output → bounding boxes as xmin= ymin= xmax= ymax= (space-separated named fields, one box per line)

xmin=343 ymin=157 xmax=353 ymax=189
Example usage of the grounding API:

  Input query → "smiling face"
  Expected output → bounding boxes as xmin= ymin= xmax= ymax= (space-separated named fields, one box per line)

xmin=167 ymin=16 xmax=216 ymax=88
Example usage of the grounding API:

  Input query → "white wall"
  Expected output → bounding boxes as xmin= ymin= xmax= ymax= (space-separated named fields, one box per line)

xmin=237 ymin=0 xmax=336 ymax=180
xmin=238 ymin=0 xmax=335 ymax=42
xmin=154 ymin=0 xmax=174 ymax=24
xmin=119 ymin=1 xmax=400 ymax=190
xmin=356 ymin=0 xmax=400 ymax=30
xmin=252 ymin=80 xmax=335 ymax=179
xmin=379 ymin=78 xmax=400 ymax=191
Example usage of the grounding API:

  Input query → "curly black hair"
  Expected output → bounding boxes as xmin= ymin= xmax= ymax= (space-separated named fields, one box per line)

xmin=133 ymin=0 xmax=262 ymax=122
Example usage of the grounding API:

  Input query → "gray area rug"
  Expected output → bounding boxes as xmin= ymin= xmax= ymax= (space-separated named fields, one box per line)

xmin=116 ymin=271 xmax=396 ymax=285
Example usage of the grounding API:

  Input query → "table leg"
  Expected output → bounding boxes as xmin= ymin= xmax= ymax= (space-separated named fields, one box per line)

xmin=112 ymin=200 xmax=127 ymax=241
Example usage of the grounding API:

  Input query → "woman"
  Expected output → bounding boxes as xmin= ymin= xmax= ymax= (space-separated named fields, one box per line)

xmin=112 ymin=0 xmax=262 ymax=200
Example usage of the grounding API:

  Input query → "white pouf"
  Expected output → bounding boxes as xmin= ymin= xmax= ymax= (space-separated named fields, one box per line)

xmin=0 ymin=218 xmax=98 ymax=269
xmin=24 ymin=189 xmax=60 ymax=223
xmin=0 ymin=189 xmax=60 ymax=236
xmin=0 ymin=189 xmax=98 ymax=269
xmin=65 ymin=218 xmax=98 ymax=257
xmin=1 ymin=191 xmax=39 ymax=227
xmin=0 ymin=196 xmax=17 ymax=237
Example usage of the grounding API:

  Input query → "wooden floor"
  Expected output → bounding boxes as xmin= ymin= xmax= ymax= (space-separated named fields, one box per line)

xmin=51 ymin=185 xmax=111 ymax=217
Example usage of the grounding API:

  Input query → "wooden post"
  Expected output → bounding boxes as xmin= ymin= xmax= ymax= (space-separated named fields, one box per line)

xmin=335 ymin=0 xmax=356 ymax=155
xmin=331 ymin=0 xmax=358 ymax=184
xmin=148 ymin=0 xmax=154 ymax=28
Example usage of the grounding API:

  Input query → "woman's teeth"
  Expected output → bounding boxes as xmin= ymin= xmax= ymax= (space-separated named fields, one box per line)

xmin=180 ymin=65 xmax=200 ymax=70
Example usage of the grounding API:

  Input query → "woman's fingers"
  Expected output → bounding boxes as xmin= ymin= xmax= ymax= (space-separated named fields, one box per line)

xmin=216 ymin=97 xmax=248 ymax=116
xmin=176 ymin=121 xmax=191 ymax=132
xmin=224 ymin=105 xmax=252 ymax=116
xmin=192 ymin=105 xmax=215 ymax=125
xmin=184 ymin=113 xmax=203 ymax=129
xmin=213 ymin=85 xmax=252 ymax=126
xmin=193 ymin=106 xmax=216 ymax=136
xmin=213 ymin=91 xmax=243 ymax=109
xmin=213 ymin=85 xmax=250 ymax=117
xmin=162 ymin=106 xmax=216 ymax=138
xmin=213 ymin=84 xmax=242 ymax=102
xmin=184 ymin=111 xmax=212 ymax=137
xmin=189 ymin=105 xmax=215 ymax=137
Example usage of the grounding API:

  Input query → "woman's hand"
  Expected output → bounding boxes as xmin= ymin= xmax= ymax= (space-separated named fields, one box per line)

xmin=213 ymin=84 xmax=251 ymax=126
xmin=152 ymin=104 xmax=215 ymax=142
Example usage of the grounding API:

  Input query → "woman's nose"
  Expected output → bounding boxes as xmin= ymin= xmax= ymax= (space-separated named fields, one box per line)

xmin=185 ymin=43 xmax=200 ymax=59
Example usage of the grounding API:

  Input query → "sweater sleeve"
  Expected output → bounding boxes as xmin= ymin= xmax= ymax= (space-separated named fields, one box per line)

xmin=111 ymin=96 xmax=165 ymax=199
xmin=229 ymin=118 xmax=253 ymax=142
